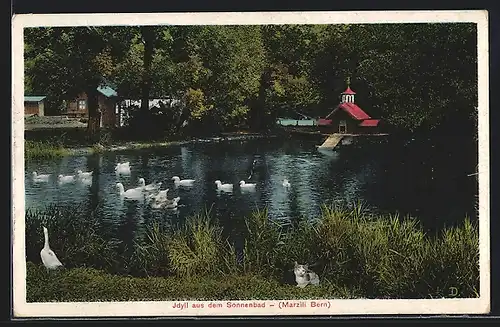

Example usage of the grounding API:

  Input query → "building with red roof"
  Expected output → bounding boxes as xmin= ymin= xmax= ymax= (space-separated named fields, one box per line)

xmin=317 ymin=85 xmax=381 ymax=134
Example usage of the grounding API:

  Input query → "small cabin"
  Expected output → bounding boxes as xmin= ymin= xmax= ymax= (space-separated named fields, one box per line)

xmin=24 ymin=96 xmax=46 ymax=116
xmin=318 ymin=86 xmax=381 ymax=134
xmin=63 ymin=85 xmax=119 ymax=128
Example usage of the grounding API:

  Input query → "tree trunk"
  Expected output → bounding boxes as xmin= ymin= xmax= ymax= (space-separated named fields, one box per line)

xmin=86 ymin=86 xmax=101 ymax=143
xmin=251 ymin=69 xmax=272 ymax=131
xmin=140 ymin=55 xmax=153 ymax=113
xmin=138 ymin=26 xmax=156 ymax=138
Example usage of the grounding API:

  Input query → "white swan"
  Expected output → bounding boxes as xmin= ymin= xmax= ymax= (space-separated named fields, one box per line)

xmin=138 ymin=178 xmax=162 ymax=192
xmin=172 ymin=176 xmax=196 ymax=187
xmin=115 ymin=162 xmax=131 ymax=175
xmin=150 ymin=194 xmax=179 ymax=209
xmin=283 ymin=179 xmax=291 ymax=188
xmin=32 ymin=171 xmax=50 ymax=182
xmin=116 ymin=182 xmax=145 ymax=200
xmin=147 ymin=189 xmax=169 ymax=202
xmin=40 ymin=226 xmax=63 ymax=270
xmin=78 ymin=176 xmax=93 ymax=186
xmin=150 ymin=200 xmax=164 ymax=209
xmin=215 ymin=180 xmax=233 ymax=192
xmin=58 ymin=174 xmax=75 ymax=184
xmin=77 ymin=170 xmax=93 ymax=179
xmin=116 ymin=161 xmax=130 ymax=167
xmin=165 ymin=196 xmax=181 ymax=209
xmin=239 ymin=180 xmax=256 ymax=191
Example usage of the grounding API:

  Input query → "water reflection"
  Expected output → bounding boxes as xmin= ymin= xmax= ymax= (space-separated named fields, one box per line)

xmin=25 ymin=137 xmax=477 ymax=247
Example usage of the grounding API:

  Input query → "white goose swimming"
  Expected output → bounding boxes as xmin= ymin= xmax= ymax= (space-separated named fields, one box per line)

xmin=115 ymin=162 xmax=131 ymax=175
xmin=172 ymin=176 xmax=196 ymax=187
xmin=239 ymin=180 xmax=256 ymax=191
xmin=77 ymin=170 xmax=93 ymax=179
xmin=215 ymin=180 xmax=233 ymax=192
xmin=283 ymin=179 xmax=291 ymax=188
xmin=138 ymin=178 xmax=162 ymax=192
xmin=58 ymin=174 xmax=76 ymax=184
xmin=78 ymin=176 xmax=93 ymax=186
xmin=32 ymin=171 xmax=50 ymax=182
xmin=117 ymin=161 xmax=130 ymax=167
xmin=116 ymin=182 xmax=145 ymax=200
xmin=151 ymin=195 xmax=180 ymax=209
xmin=165 ymin=196 xmax=181 ymax=209
xmin=147 ymin=189 xmax=169 ymax=202
xmin=40 ymin=226 xmax=63 ymax=270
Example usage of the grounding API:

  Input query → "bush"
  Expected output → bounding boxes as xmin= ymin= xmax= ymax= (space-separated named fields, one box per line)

xmin=25 ymin=202 xmax=479 ymax=301
xmin=24 ymin=140 xmax=70 ymax=161
xmin=25 ymin=204 xmax=122 ymax=273
xmin=126 ymin=209 xmax=238 ymax=277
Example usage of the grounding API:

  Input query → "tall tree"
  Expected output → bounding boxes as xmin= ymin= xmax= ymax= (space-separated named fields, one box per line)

xmin=260 ymin=25 xmax=324 ymax=120
xmin=24 ymin=26 xmax=132 ymax=141
xmin=139 ymin=26 xmax=172 ymax=113
xmin=170 ymin=25 xmax=266 ymax=133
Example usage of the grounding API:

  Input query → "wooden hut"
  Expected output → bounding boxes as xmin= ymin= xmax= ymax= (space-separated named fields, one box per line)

xmin=24 ymin=96 xmax=46 ymax=116
xmin=63 ymin=85 xmax=119 ymax=128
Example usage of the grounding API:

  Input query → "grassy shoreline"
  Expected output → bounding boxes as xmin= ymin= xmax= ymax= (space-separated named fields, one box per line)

xmin=25 ymin=203 xmax=479 ymax=302
xmin=27 ymin=262 xmax=362 ymax=302
xmin=24 ymin=132 xmax=278 ymax=160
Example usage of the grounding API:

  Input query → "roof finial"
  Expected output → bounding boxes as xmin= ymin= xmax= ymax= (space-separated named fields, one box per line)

xmin=346 ymin=76 xmax=351 ymax=87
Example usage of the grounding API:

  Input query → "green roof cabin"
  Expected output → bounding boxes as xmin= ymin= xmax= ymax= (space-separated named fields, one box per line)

xmin=24 ymin=95 xmax=47 ymax=116
xmin=63 ymin=84 xmax=119 ymax=128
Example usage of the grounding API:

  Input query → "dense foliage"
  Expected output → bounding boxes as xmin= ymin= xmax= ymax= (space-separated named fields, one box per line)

xmin=26 ymin=203 xmax=479 ymax=300
xmin=24 ymin=23 xmax=477 ymax=138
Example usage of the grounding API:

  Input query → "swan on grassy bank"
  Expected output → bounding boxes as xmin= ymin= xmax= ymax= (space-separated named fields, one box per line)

xmin=40 ymin=226 xmax=63 ymax=271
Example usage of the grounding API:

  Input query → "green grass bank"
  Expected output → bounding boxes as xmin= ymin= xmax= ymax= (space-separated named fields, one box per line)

xmin=25 ymin=203 xmax=479 ymax=302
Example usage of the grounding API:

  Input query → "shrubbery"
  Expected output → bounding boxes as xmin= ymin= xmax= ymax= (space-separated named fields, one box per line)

xmin=25 ymin=202 xmax=479 ymax=301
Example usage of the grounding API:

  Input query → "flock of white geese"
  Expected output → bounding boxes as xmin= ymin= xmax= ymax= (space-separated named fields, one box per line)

xmin=33 ymin=161 xmax=293 ymax=271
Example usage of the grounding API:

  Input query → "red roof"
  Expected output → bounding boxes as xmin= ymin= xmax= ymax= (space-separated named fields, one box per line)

xmin=317 ymin=118 xmax=332 ymax=126
xmin=359 ymin=119 xmax=380 ymax=127
xmin=339 ymin=102 xmax=371 ymax=120
xmin=342 ymin=87 xmax=356 ymax=95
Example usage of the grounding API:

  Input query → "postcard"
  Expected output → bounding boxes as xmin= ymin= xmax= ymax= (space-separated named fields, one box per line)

xmin=12 ymin=10 xmax=490 ymax=318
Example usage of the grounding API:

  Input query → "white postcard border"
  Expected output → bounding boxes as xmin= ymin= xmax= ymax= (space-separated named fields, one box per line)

xmin=11 ymin=10 xmax=490 ymax=317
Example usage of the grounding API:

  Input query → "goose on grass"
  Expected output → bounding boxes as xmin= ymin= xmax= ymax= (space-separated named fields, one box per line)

xmin=40 ymin=226 xmax=63 ymax=271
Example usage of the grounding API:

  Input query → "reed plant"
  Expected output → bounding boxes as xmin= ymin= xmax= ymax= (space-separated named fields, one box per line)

xmin=24 ymin=140 xmax=70 ymax=160
xmin=25 ymin=204 xmax=122 ymax=273
xmin=25 ymin=202 xmax=479 ymax=301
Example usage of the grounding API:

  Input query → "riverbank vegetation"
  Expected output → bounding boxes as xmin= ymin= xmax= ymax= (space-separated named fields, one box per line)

xmin=24 ymin=128 xmax=282 ymax=160
xmin=25 ymin=203 xmax=479 ymax=302
xmin=24 ymin=24 xmax=477 ymax=143
xmin=24 ymin=140 xmax=71 ymax=161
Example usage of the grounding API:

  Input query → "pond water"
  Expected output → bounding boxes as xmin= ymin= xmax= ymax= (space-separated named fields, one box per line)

xmin=24 ymin=136 xmax=478 ymax=248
